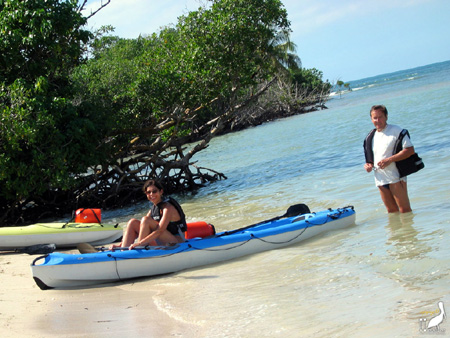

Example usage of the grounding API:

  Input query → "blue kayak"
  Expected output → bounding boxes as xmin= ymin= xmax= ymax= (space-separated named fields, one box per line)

xmin=31 ymin=205 xmax=355 ymax=289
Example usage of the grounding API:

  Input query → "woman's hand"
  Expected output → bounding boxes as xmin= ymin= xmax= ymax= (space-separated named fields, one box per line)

xmin=129 ymin=242 xmax=141 ymax=250
xmin=109 ymin=243 xmax=121 ymax=251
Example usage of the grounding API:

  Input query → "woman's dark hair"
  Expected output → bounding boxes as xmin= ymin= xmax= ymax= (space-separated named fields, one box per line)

xmin=370 ymin=104 xmax=388 ymax=116
xmin=142 ymin=179 xmax=164 ymax=193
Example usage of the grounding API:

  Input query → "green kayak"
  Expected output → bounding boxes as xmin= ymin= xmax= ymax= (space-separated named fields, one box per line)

xmin=0 ymin=222 xmax=123 ymax=250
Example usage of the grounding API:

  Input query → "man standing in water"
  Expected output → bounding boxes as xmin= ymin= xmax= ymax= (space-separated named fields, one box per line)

xmin=363 ymin=105 xmax=414 ymax=213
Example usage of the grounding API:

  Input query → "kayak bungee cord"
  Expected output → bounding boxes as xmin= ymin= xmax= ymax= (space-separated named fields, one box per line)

xmin=108 ymin=225 xmax=310 ymax=257
xmin=107 ymin=245 xmax=192 ymax=260
xmin=107 ymin=210 xmax=354 ymax=258
xmin=301 ymin=206 xmax=354 ymax=226
xmin=250 ymin=226 xmax=310 ymax=245
xmin=188 ymin=238 xmax=252 ymax=251
xmin=111 ymin=256 xmax=121 ymax=280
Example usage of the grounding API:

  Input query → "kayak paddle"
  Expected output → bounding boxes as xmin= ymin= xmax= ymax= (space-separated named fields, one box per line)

xmin=77 ymin=243 xmax=176 ymax=254
xmin=217 ymin=203 xmax=311 ymax=237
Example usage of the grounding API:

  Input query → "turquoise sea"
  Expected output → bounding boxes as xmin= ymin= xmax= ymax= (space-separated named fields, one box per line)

xmin=47 ymin=61 xmax=450 ymax=337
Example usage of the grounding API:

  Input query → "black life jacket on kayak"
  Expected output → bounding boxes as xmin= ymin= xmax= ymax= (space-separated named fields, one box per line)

xmin=363 ymin=128 xmax=410 ymax=164
xmin=151 ymin=197 xmax=187 ymax=233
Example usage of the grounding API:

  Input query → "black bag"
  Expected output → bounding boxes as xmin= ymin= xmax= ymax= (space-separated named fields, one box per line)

xmin=396 ymin=153 xmax=424 ymax=177
xmin=394 ymin=129 xmax=424 ymax=177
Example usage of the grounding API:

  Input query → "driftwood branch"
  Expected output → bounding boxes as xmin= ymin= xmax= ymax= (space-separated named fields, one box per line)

xmin=78 ymin=0 xmax=112 ymax=19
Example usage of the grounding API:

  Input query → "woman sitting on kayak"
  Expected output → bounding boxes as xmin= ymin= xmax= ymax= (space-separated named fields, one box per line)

xmin=111 ymin=179 xmax=187 ymax=250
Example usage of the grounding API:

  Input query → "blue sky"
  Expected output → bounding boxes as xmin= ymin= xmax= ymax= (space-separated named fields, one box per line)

xmin=82 ymin=0 xmax=450 ymax=82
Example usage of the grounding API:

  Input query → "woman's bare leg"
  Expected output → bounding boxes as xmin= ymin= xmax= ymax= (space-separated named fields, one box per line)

xmin=121 ymin=218 xmax=141 ymax=246
xmin=137 ymin=216 xmax=159 ymax=246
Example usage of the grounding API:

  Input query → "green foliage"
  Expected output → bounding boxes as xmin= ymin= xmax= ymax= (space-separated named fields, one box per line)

xmin=0 ymin=0 xmax=91 ymax=85
xmin=176 ymin=0 xmax=290 ymax=96
xmin=0 ymin=79 xmax=105 ymax=200
xmin=0 ymin=0 xmax=106 ymax=208
xmin=72 ymin=0 xmax=292 ymax=141
xmin=335 ymin=80 xmax=351 ymax=98
xmin=290 ymin=68 xmax=332 ymax=95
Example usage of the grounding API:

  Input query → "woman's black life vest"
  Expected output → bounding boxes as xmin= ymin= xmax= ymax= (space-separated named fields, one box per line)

xmin=151 ymin=197 xmax=187 ymax=234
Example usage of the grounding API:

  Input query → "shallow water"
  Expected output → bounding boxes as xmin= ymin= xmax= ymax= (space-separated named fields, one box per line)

xmin=78 ymin=62 xmax=450 ymax=337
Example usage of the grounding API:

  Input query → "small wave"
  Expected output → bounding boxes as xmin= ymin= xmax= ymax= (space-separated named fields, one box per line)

xmin=352 ymin=84 xmax=372 ymax=91
xmin=352 ymin=86 xmax=365 ymax=92
xmin=329 ymin=90 xmax=352 ymax=97
xmin=350 ymin=84 xmax=376 ymax=92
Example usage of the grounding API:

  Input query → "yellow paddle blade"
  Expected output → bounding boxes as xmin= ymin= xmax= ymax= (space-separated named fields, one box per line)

xmin=77 ymin=243 xmax=97 ymax=254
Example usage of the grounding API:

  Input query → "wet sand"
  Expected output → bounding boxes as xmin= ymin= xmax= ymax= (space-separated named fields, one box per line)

xmin=0 ymin=250 xmax=202 ymax=338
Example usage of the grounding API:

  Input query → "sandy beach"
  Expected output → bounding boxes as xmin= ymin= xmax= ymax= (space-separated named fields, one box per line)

xmin=0 ymin=250 xmax=202 ymax=338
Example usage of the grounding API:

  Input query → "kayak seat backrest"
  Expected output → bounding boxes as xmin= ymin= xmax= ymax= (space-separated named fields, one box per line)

xmin=291 ymin=215 xmax=307 ymax=223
